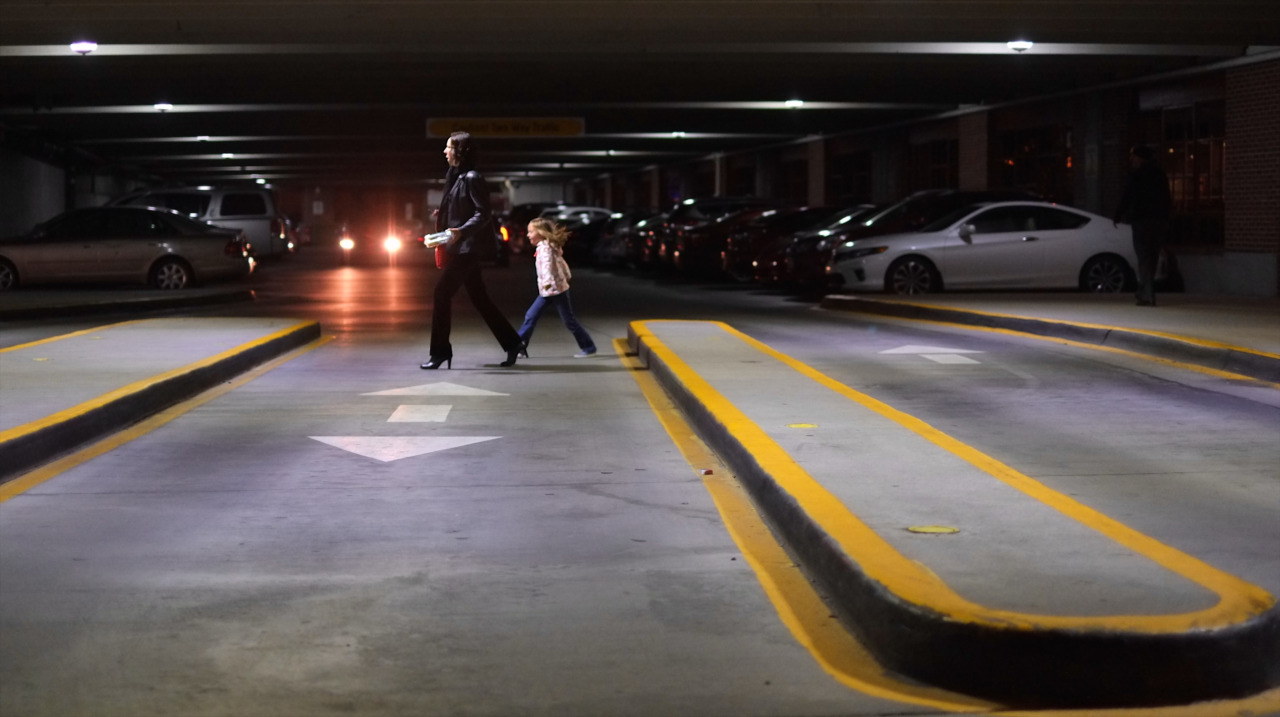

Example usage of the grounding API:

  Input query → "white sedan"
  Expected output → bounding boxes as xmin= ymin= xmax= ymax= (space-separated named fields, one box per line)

xmin=825 ymin=201 xmax=1138 ymax=294
xmin=0 ymin=206 xmax=254 ymax=291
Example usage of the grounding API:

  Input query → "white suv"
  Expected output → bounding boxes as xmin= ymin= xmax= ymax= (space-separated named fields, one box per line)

xmin=109 ymin=186 xmax=293 ymax=258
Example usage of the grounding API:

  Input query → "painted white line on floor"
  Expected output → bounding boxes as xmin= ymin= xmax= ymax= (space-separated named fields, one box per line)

xmin=923 ymin=354 xmax=981 ymax=364
xmin=880 ymin=344 xmax=983 ymax=355
xmin=388 ymin=405 xmax=452 ymax=422
xmin=309 ymin=436 xmax=499 ymax=462
xmin=362 ymin=382 xmax=509 ymax=397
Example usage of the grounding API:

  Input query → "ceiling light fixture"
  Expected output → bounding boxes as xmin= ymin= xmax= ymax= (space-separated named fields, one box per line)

xmin=785 ymin=99 xmax=805 ymax=108
xmin=153 ymin=102 xmax=173 ymax=112
xmin=1007 ymin=40 xmax=1034 ymax=53
xmin=69 ymin=41 xmax=97 ymax=55
xmin=671 ymin=131 xmax=686 ymax=138
xmin=221 ymin=152 xmax=234 ymax=158
xmin=196 ymin=135 xmax=210 ymax=141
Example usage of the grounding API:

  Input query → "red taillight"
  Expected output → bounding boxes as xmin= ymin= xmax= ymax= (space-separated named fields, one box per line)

xmin=500 ymin=225 xmax=510 ymax=243
xmin=270 ymin=218 xmax=284 ymax=238
xmin=226 ymin=234 xmax=249 ymax=256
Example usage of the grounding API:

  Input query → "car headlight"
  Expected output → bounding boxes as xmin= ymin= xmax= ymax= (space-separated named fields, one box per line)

xmin=833 ymin=244 xmax=888 ymax=262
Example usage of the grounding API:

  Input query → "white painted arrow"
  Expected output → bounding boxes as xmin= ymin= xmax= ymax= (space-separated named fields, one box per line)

xmin=309 ymin=436 xmax=499 ymax=462
xmin=362 ymin=382 xmax=509 ymax=397
xmin=880 ymin=344 xmax=982 ymax=365
xmin=388 ymin=405 xmax=452 ymax=422
xmin=879 ymin=345 xmax=983 ymax=355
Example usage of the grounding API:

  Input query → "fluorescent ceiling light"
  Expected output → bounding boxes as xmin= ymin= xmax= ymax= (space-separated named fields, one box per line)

xmin=69 ymin=41 xmax=97 ymax=55
xmin=1007 ymin=40 xmax=1035 ymax=53
xmin=153 ymin=102 xmax=173 ymax=112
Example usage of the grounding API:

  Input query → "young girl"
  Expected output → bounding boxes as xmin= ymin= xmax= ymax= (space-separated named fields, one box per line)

xmin=516 ymin=218 xmax=597 ymax=357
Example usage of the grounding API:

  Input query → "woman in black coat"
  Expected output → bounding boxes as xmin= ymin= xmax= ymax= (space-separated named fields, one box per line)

xmin=421 ymin=131 xmax=523 ymax=369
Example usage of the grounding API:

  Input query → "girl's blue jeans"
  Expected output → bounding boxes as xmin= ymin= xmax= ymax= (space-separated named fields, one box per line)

xmin=517 ymin=291 xmax=595 ymax=351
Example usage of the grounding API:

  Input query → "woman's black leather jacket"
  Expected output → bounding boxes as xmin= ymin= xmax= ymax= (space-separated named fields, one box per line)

xmin=437 ymin=166 xmax=495 ymax=256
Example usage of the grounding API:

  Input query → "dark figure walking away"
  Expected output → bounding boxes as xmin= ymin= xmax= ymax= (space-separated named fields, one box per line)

xmin=421 ymin=131 xmax=523 ymax=369
xmin=1114 ymin=144 xmax=1172 ymax=306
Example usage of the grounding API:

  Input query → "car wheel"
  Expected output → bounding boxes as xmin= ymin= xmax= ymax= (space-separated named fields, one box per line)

xmin=1080 ymin=255 xmax=1130 ymax=293
xmin=150 ymin=257 xmax=193 ymax=290
xmin=885 ymin=257 xmax=941 ymax=294
xmin=0 ymin=259 xmax=17 ymax=291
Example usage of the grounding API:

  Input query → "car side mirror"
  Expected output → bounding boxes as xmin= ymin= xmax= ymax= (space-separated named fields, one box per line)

xmin=958 ymin=223 xmax=975 ymax=241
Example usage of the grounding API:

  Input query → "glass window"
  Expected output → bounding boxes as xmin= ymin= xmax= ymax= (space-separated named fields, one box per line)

xmin=42 ymin=210 xmax=110 ymax=239
xmin=1026 ymin=206 xmax=1090 ymax=231
xmin=969 ymin=207 xmax=1037 ymax=234
xmin=159 ymin=193 xmax=212 ymax=218
xmin=105 ymin=210 xmax=171 ymax=237
xmin=219 ymin=193 xmax=268 ymax=216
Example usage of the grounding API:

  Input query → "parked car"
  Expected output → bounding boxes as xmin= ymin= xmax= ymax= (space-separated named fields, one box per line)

xmin=625 ymin=211 xmax=670 ymax=267
xmin=592 ymin=210 xmax=661 ymax=267
xmin=778 ymin=204 xmax=880 ymax=290
xmin=502 ymin=201 xmax=565 ymax=254
xmin=672 ymin=205 xmax=780 ymax=276
xmin=722 ymin=206 xmax=845 ymax=281
xmin=777 ymin=190 xmax=1039 ymax=292
xmin=540 ymin=205 xmax=614 ymax=263
xmin=825 ymin=201 xmax=1138 ymax=294
xmin=0 ymin=206 xmax=254 ymax=291
xmin=750 ymin=205 xmax=877 ymax=286
xmin=108 ymin=185 xmax=294 ymax=258
xmin=655 ymin=196 xmax=782 ymax=270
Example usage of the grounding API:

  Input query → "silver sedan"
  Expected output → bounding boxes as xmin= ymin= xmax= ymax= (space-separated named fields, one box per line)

xmin=0 ymin=206 xmax=254 ymax=291
xmin=825 ymin=201 xmax=1139 ymax=294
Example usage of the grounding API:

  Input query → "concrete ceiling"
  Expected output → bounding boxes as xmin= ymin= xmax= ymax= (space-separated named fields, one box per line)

xmin=2 ymin=1 xmax=1278 ymax=190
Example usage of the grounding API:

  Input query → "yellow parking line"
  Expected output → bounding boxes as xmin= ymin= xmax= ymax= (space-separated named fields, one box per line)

xmin=0 ymin=320 xmax=319 ymax=445
xmin=844 ymin=301 xmax=1280 ymax=389
xmin=0 ymin=335 xmax=331 ymax=503
xmin=631 ymin=320 xmax=1274 ymax=634
xmin=612 ymin=337 xmax=997 ymax=712
xmin=0 ymin=320 xmax=140 ymax=353
xmin=886 ymin=300 xmax=1280 ymax=356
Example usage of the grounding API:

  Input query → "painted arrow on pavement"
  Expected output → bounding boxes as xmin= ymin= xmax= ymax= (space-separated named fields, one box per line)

xmin=362 ymin=382 xmax=508 ymax=397
xmin=309 ymin=436 xmax=500 ymax=462
xmin=880 ymin=344 xmax=984 ymax=364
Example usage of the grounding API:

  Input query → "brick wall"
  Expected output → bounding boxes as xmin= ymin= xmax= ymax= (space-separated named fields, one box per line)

xmin=1225 ymin=60 xmax=1280 ymax=253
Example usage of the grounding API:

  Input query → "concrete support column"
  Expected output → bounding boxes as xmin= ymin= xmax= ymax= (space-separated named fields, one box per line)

xmin=650 ymin=167 xmax=661 ymax=211
xmin=808 ymin=137 xmax=826 ymax=206
xmin=714 ymin=155 xmax=726 ymax=197
xmin=871 ymin=143 xmax=901 ymax=204
xmin=1220 ymin=59 xmax=1280 ymax=295
xmin=957 ymin=111 xmax=989 ymax=191
xmin=755 ymin=154 xmax=776 ymax=199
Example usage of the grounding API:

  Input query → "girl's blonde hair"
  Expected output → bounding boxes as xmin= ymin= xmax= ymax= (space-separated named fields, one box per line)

xmin=527 ymin=218 xmax=570 ymax=247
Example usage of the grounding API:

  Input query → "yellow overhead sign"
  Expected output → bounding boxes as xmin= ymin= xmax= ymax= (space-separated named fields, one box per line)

xmin=426 ymin=117 xmax=585 ymax=138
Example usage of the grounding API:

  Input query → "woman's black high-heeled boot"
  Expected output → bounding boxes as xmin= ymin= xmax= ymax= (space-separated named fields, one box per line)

xmin=500 ymin=345 xmax=521 ymax=367
xmin=420 ymin=356 xmax=452 ymax=370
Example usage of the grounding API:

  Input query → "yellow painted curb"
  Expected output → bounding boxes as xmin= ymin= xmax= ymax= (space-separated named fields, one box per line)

xmin=630 ymin=319 xmax=1275 ymax=634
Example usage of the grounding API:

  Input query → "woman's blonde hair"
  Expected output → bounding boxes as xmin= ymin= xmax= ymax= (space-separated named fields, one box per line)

xmin=527 ymin=218 xmax=570 ymax=247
